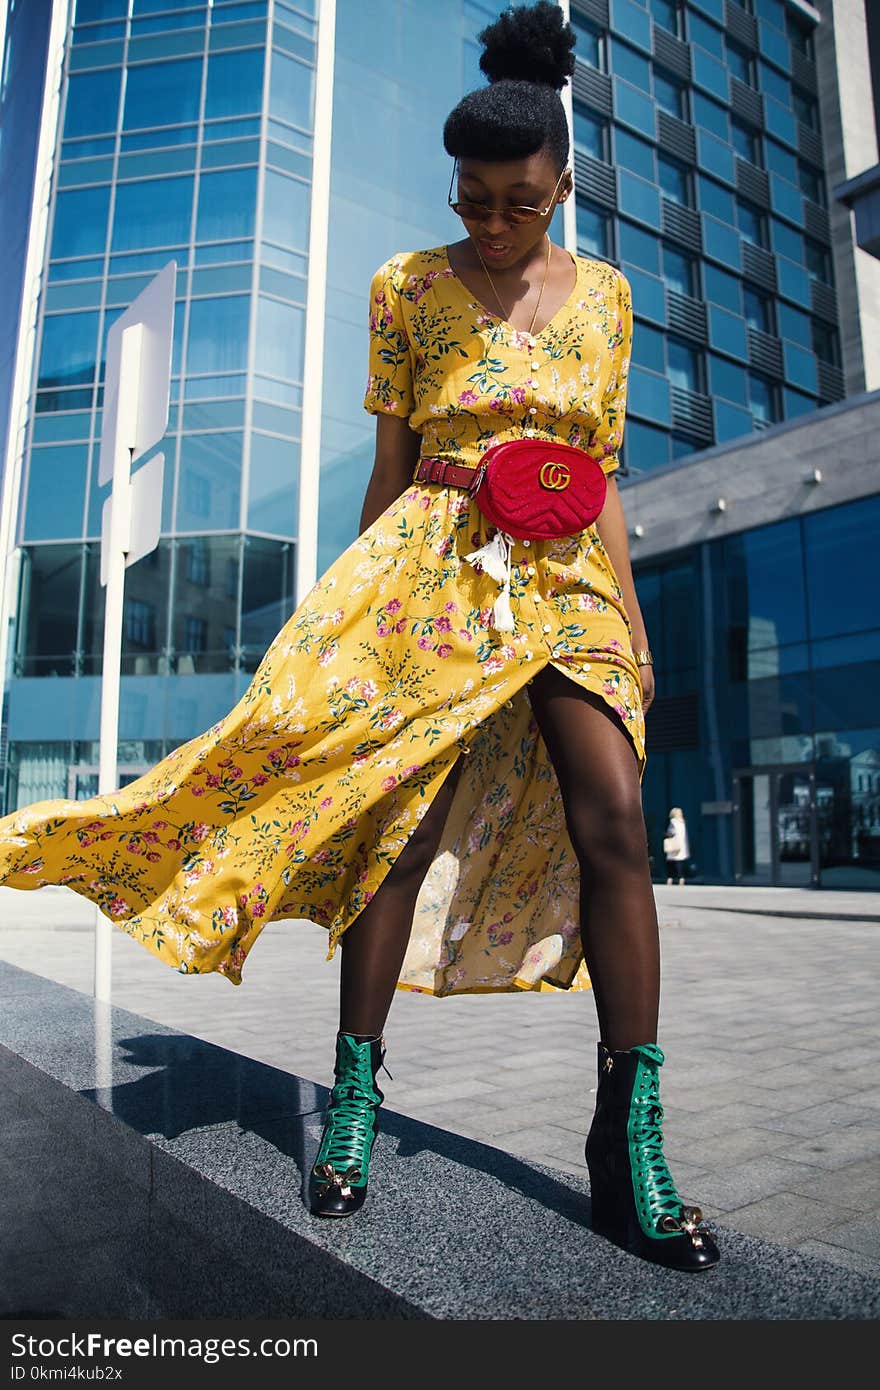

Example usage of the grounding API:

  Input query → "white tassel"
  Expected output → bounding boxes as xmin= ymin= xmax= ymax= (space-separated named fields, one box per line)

xmin=464 ymin=529 xmax=510 ymax=584
xmin=464 ymin=529 xmax=515 ymax=633
xmin=492 ymin=585 xmax=515 ymax=632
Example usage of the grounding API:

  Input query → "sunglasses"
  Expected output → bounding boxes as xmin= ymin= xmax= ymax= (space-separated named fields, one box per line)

xmin=447 ymin=159 xmax=569 ymax=225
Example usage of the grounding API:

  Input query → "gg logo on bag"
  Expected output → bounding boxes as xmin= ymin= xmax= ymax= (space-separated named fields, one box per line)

xmin=538 ymin=460 xmax=570 ymax=491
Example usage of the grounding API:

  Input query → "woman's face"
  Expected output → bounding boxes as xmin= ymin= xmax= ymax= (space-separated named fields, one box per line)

xmin=453 ymin=148 xmax=570 ymax=269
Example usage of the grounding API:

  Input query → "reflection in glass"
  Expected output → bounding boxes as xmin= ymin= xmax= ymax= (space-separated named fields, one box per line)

xmin=177 ymin=432 xmax=242 ymax=531
xmin=248 ymin=432 xmax=299 ymax=537
xmin=262 ymin=170 xmax=310 ymax=251
xmin=653 ymin=70 xmax=685 ymax=119
xmin=15 ymin=545 xmax=83 ymax=677
xmin=63 ymin=69 xmax=122 ymax=138
xmin=186 ymin=297 xmax=251 ymax=375
xmin=240 ymin=536 xmax=295 ymax=671
xmin=575 ymin=200 xmax=608 ymax=258
xmin=572 ymin=107 xmax=604 ymax=161
xmin=725 ymin=520 xmax=806 ymax=673
xmin=172 ymin=536 xmax=241 ymax=673
xmin=269 ymin=48 xmax=315 ymax=132
xmin=37 ymin=312 xmax=100 ymax=397
xmin=667 ymin=337 xmax=702 ymax=392
xmin=50 ymin=186 xmax=111 ymax=260
xmin=570 ymin=13 xmax=602 ymax=67
xmin=747 ymin=371 xmax=778 ymax=426
xmin=123 ymin=58 xmax=203 ymax=130
xmin=196 ymin=168 xmax=258 ymax=243
xmin=111 ymin=177 xmax=194 ymax=251
xmin=662 ymin=244 xmax=695 ymax=297
xmin=254 ymin=297 xmax=305 ymax=382
xmin=815 ymin=728 xmax=880 ymax=886
xmin=205 ymin=47 xmax=265 ymax=120
xmin=23 ymin=446 xmax=90 ymax=541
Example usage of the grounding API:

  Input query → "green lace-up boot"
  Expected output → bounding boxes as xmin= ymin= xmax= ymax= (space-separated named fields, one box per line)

xmin=585 ymin=1042 xmax=720 ymax=1271
xmin=308 ymin=1031 xmax=388 ymax=1217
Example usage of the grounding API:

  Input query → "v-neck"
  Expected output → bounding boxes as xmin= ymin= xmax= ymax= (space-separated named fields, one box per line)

xmin=441 ymin=244 xmax=581 ymax=340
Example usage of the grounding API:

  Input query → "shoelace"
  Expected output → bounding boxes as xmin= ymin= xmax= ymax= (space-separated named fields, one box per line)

xmin=630 ymin=1092 xmax=684 ymax=1226
xmin=318 ymin=1080 xmax=379 ymax=1171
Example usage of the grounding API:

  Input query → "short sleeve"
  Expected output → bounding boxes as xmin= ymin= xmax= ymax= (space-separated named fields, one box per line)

xmin=590 ymin=269 xmax=633 ymax=476
xmin=362 ymin=257 xmax=416 ymax=419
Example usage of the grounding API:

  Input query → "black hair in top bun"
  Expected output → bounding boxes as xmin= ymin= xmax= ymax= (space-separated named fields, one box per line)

xmin=443 ymin=1 xmax=576 ymax=171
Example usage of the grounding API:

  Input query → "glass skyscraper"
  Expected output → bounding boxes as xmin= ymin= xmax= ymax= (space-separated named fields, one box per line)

xmin=1 ymin=0 xmax=876 ymax=890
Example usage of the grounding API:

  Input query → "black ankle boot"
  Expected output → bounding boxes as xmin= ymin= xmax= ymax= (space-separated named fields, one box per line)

xmin=585 ymin=1042 xmax=720 ymax=1272
xmin=307 ymin=1031 xmax=387 ymax=1217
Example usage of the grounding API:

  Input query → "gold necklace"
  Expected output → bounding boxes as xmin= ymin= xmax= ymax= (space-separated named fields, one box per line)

xmin=473 ymin=236 xmax=553 ymax=337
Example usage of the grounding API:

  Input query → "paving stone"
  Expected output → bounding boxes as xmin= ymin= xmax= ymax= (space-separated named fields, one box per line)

xmin=718 ymin=1191 xmax=853 ymax=1247
xmin=774 ymin=1126 xmax=880 ymax=1171
xmin=691 ymin=1156 xmax=824 ymax=1212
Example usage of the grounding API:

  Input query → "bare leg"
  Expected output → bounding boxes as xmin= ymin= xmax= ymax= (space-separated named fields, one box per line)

xmin=338 ymin=759 xmax=464 ymax=1036
xmin=528 ymin=665 xmax=658 ymax=1051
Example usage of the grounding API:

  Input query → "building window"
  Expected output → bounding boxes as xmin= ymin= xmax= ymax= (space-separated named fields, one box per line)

xmin=805 ymin=237 xmax=833 ymax=284
xmin=616 ymin=128 xmax=655 ymax=181
xmin=667 ymin=337 xmax=704 ymax=393
xmin=571 ymin=13 xmax=603 ymax=70
xmin=633 ymin=321 xmax=666 ymax=374
xmin=662 ymin=243 xmax=697 ymax=297
xmin=812 ymin=320 xmax=840 ymax=367
xmin=743 ymin=285 xmax=773 ymax=334
xmin=792 ymin=87 xmax=819 ymax=131
xmin=573 ymin=105 xmax=606 ymax=161
xmin=725 ymin=38 xmax=755 ymax=88
xmin=183 ymin=616 xmax=207 ymax=654
xmin=657 ymin=153 xmax=691 ymax=206
xmin=576 ymin=198 xmax=609 ymax=258
xmin=124 ymin=599 xmax=156 ymax=650
xmin=731 ymin=117 xmax=760 ymax=166
xmin=786 ymin=13 xmax=815 ymax=60
xmin=747 ymin=371 xmax=779 ymax=428
xmin=186 ymin=538 xmax=210 ymax=586
xmin=648 ymin=0 xmax=682 ymax=37
xmin=798 ymin=161 xmax=826 ymax=206
xmin=736 ymin=197 xmax=768 ymax=249
xmin=653 ymin=68 xmax=686 ymax=120
xmin=123 ymin=58 xmax=202 ymax=133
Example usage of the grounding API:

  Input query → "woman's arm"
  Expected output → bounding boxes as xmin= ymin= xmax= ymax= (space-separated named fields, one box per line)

xmin=595 ymin=474 xmax=655 ymax=710
xmin=359 ymin=414 xmax=422 ymax=533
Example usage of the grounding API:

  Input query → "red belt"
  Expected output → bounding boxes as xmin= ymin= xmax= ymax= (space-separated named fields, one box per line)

xmin=415 ymin=456 xmax=484 ymax=493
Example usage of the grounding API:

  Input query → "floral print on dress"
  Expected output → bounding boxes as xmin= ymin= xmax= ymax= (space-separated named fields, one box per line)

xmin=0 ymin=245 xmax=642 ymax=997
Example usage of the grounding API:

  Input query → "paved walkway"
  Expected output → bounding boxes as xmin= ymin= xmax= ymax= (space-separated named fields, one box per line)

xmin=1 ymin=883 xmax=879 ymax=1283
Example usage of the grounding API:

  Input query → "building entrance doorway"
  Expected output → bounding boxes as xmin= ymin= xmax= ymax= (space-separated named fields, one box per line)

xmin=733 ymin=765 xmax=818 ymax=887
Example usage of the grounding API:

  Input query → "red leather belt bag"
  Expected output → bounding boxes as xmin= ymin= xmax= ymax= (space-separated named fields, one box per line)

xmin=415 ymin=437 xmax=607 ymax=541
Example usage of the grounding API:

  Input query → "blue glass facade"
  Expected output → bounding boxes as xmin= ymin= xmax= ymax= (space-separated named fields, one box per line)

xmin=633 ymin=493 xmax=880 ymax=889
xmin=569 ymin=0 xmax=843 ymax=477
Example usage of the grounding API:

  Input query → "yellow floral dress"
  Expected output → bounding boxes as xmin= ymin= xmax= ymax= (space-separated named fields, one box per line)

xmin=0 ymin=244 xmax=644 ymax=996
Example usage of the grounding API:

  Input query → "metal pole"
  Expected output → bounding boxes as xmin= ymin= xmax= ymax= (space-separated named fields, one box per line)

xmin=93 ymin=321 xmax=142 ymax=1002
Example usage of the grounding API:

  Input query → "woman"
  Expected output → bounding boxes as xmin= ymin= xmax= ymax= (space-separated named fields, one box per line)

xmin=0 ymin=3 xmax=718 ymax=1271
xmin=664 ymin=807 xmax=691 ymax=885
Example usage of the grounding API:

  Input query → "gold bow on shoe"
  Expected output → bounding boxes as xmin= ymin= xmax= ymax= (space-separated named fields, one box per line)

xmin=659 ymin=1204 xmax=711 ymax=1250
xmin=311 ymin=1161 xmax=362 ymax=1200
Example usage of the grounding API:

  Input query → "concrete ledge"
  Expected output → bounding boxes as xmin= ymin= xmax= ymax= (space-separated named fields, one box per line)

xmin=2 ymin=961 xmax=878 ymax=1321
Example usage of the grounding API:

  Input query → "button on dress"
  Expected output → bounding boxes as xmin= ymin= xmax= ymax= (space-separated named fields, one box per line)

xmin=0 ymin=244 xmax=644 ymax=996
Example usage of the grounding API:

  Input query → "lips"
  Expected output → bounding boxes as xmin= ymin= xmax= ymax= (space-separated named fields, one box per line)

xmin=480 ymin=240 xmax=511 ymax=253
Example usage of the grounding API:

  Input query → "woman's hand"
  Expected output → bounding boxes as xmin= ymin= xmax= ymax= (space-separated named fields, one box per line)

xmin=638 ymin=661 xmax=655 ymax=713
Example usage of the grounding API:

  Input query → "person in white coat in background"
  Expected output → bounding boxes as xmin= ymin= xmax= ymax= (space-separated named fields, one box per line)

xmin=664 ymin=807 xmax=690 ymax=885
